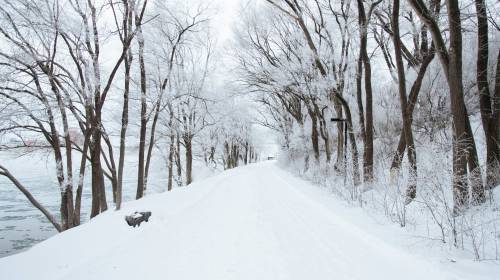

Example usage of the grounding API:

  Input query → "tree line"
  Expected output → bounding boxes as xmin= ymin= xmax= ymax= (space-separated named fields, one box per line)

xmin=0 ymin=0 xmax=257 ymax=232
xmin=234 ymin=0 xmax=499 ymax=214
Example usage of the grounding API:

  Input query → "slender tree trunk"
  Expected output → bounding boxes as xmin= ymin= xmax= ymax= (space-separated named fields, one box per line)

xmin=74 ymin=129 xmax=91 ymax=225
xmin=117 ymin=54 xmax=131 ymax=209
xmin=362 ymin=54 xmax=374 ymax=183
xmin=496 ymin=49 xmax=500 ymax=140
xmin=475 ymin=0 xmax=500 ymax=188
xmin=168 ymin=131 xmax=175 ymax=191
xmin=390 ymin=51 xmax=435 ymax=172
xmin=355 ymin=54 xmax=366 ymax=142
xmin=310 ymin=110 xmax=320 ymax=162
xmin=464 ymin=105 xmax=485 ymax=204
xmin=314 ymin=102 xmax=331 ymax=163
xmin=334 ymin=100 xmax=344 ymax=169
xmin=117 ymin=44 xmax=132 ymax=210
xmin=185 ymin=135 xmax=193 ymax=185
xmin=63 ymin=164 xmax=74 ymax=229
xmin=244 ymin=142 xmax=249 ymax=165
xmin=234 ymin=144 xmax=240 ymax=167
xmin=306 ymin=102 xmax=320 ymax=162
xmin=392 ymin=0 xmax=417 ymax=203
xmin=223 ymin=141 xmax=230 ymax=169
xmin=493 ymin=49 xmax=500 ymax=187
xmin=90 ymin=116 xmax=105 ymax=218
xmin=357 ymin=0 xmax=374 ymax=183
xmin=88 ymin=0 xmax=107 ymax=218
xmin=144 ymin=102 xmax=161 ymax=192
xmin=49 ymin=74 xmax=75 ymax=229
xmin=44 ymin=99 xmax=68 ymax=225
xmin=116 ymin=2 xmax=133 ymax=211
xmin=98 ymin=164 xmax=108 ymax=212
xmin=332 ymin=90 xmax=361 ymax=186
xmin=176 ymin=132 xmax=182 ymax=185
xmin=347 ymin=115 xmax=361 ymax=187
xmin=447 ymin=0 xmax=473 ymax=211
xmin=209 ymin=146 xmax=216 ymax=165
xmin=230 ymin=143 xmax=236 ymax=168
xmin=136 ymin=16 xmax=147 ymax=199
xmin=102 ymin=133 xmax=118 ymax=205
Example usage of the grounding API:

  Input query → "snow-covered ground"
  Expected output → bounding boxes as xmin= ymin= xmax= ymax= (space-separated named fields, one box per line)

xmin=0 ymin=150 xmax=217 ymax=257
xmin=0 ymin=161 xmax=498 ymax=280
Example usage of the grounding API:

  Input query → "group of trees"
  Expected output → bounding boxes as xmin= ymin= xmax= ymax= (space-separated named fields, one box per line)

xmin=235 ymin=0 xmax=499 ymax=214
xmin=0 ymin=0 xmax=498 ymax=239
xmin=0 ymin=0 xmax=257 ymax=232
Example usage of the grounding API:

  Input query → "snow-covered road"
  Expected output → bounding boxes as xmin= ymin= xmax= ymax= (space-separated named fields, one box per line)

xmin=0 ymin=161 xmax=495 ymax=279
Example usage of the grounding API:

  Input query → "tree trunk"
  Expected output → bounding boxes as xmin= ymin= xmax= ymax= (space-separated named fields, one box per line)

xmin=475 ymin=0 xmax=500 ymax=189
xmin=392 ymin=0 xmax=417 ymax=203
xmin=176 ymin=133 xmax=182 ymax=185
xmin=136 ymin=16 xmax=147 ymax=199
xmin=355 ymin=54 xmax=366 ymax=142
xmin=362 ymin=52 xmax=374 ymax=183
xmin=209 ymin=146 xmax=216 ymax=165
xmin=390 ymin=51 xmax=435 ymax=172
xmin=116 ymin=2 xmax=133 ymax=210
xmin=315 ymin=103 xmax=331 ymax=163
xmin=408 ymin=0 xmax=484 ymax=211
xmin=244 ymin=142 xmax=249 ymax=165
xmin=464 ymin=105 xmax=485 ymax=204
xmin=308 ymin=106 xmax=320 ymax=162
xmin=185 ymin=135 xmax=193 ymax=185
xmin=74 ymin=129 xmax=91 ymax=225
xmin=496 ymin=50 xmax=500 ymax=142
xmin=102 ymin=133 xmax=118 ymax=205
xmin=116 ymin=50 xmax=132 ymax=210
xmin=334 ymin=100 xmax=344 ymax=169
xmin=168 ymin=132 xmax=175 ymax=191
xmin=223 ymin=141 xmax=230 ymax=169
xmin=98 ymin=166 xmax=108 ymax=212
xmin=311 ymin=114 xmax=320 ymax=162
xmin=144 ymin=102 xmax=161 ymax=192
xmin=493 ymin=49 xmax=500 ymax=188
xmin=332 ymin=90 xmax=361 ymax=186
xmin=357 ymin=0 xmax=374 ymax=183
xmin=90 ymin=117 xmax=105 ymax=218
xmin=446 ymin=0 xmax=472 ymax=211
xmin=50 ymin=76 xmax=75 ymax=229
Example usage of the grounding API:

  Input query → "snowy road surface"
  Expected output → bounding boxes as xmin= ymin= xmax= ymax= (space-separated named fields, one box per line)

xmin=0 ymin=161 xmax=496 ymax=279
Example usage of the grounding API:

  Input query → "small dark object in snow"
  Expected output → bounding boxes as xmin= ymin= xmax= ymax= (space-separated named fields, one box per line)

xmin=125 ymin=211 xmax=151 ymax=227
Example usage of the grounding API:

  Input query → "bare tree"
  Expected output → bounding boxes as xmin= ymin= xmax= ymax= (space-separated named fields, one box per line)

xmin=474 ymin=0 xmax=499 ymax=188
xmin=391 ymin=0 xmax=417 ymax=202
xmin=407 ymin=0 xmax=485 ymax=210
xmin=355 ymin=0 xmax=382 ymax=183
xmin=109 ymin=0 xmax=135 ymax=210
xmin=144 ymin=2 xmax=208 ymax=193
xmin=175 ymin=46 xmax=213 ymax=185
xmin=135 ymin=0 xmax=149 ymax=199
xmin=0 ymin=0 xmax=96 ymax=229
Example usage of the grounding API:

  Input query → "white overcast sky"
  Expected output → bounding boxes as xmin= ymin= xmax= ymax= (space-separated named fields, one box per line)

xmin=210 ymin=0 xmax=242 ymax=43
xmin=210 ymin=0 xmax=280 ymax=157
